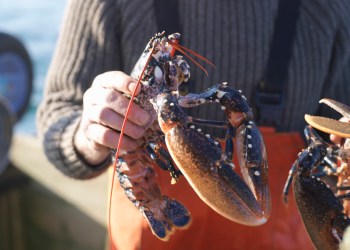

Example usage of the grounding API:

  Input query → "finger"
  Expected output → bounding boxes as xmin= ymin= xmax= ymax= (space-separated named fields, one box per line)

xmin=330 ymin=134 xmax=343 ymax=145
xmin=92 ymin=71 xmax=141 ymax=95
xmin=87 ymin=105 xmax=145 ymax=139
xmin=86 ymin=123 xmax=138 ymax=152
xmin=84 ymin=86 xmax=150 ymax=126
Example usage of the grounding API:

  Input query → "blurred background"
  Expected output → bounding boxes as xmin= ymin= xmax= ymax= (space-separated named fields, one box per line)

xmin=0 ymin=1 xmax=108 ymax=249
xmin=0 ymin=0 xmax=65 ymax=134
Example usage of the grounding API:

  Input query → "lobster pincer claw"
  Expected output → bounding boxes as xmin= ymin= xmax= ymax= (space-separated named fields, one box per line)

xmin=283 ymin=126 xmax=350 ymax=250
xmin=153 ymin=87 xmax=270 ymax=226
xmin=235 ymin=119 xmax=270 ymax=213
xmin=179 ymin=83 xmax=270 ymax=217
xmin=305 ymin=98 xmax=350 ymax=138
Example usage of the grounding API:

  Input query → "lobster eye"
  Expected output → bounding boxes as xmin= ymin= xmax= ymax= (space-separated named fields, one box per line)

xmin=154 ymin=48 xmax=159 ymax=53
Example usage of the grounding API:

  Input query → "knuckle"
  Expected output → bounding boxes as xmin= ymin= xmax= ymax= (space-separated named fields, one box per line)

xmin=127 ymin=142 xmax=138 ymax=151
xmin=121 ymin=138 xmax=137 ymax=152
xmin=104 ymin=88 xmax=119 ymax=104
xmin=95 ymin=107 xmax=107 ymax=121
xmin=100 ymin=129 xmax=113 ymax=145
xmin=114 ymin=98 xmax=129 ymax=116
xmin=133 ymin=128 xmax=145 ymax=139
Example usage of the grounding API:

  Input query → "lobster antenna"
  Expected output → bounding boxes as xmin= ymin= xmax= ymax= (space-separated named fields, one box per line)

xmin=169 ymin=38 xmax=179 ymax=57
xmin=174 ymin=42 xmax=216 ymax=68
xmin=168 ymin=40 xmax=215 ymax=76
xmin=108 ymin=46 xmax=155 ymax=250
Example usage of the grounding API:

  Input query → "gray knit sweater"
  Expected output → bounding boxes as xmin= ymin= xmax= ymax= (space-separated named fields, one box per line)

xmin=37 ymin=0 xmax=350 ymax=179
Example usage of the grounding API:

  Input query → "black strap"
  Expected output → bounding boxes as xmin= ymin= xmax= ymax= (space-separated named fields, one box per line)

xmin=154 ymin=0 xmax=301 ymax=130
xmin=255 ymin=0 xmax=301 ymax=129
xmin=154 ymin=0 xmax=181 ymax=35
xmin=155 ymin=0 xmax=191 ymax=95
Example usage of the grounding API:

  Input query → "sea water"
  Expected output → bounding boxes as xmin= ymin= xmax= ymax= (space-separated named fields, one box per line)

xmin=0 ymin=0 xmax=67 ymax=134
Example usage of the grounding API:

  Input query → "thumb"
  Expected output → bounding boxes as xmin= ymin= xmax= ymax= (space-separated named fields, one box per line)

xmin=92 ymin=71 xmax=141 ymax=95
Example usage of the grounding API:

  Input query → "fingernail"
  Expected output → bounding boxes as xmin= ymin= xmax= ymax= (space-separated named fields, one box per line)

xmin=128 ymin=81 xmax=138 ymax=93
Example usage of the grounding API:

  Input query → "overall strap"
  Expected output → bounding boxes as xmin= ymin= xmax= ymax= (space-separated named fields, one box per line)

xmin=255 ymin=0 xmax=301 ymax=129
xmin=154 ymin=0 xmax=190 ymax=95
xmin=154 ymin=0 xmax=301 ymax=130
xmin=154 ymin=0 xmax=181 ymax=34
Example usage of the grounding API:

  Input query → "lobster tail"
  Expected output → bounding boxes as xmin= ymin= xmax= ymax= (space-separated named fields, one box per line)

xmin=116 ymin=151 xmax=191 ymax=241
xmin=165 ymin=198 xmax=191 ymax=227
xmin=142 ymin=198 xmax=191 ymax=241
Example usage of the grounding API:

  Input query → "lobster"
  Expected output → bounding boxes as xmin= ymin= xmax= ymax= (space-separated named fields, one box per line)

xmin=283 ymin=99 xmax=350 ymax=250
xmin=110 ymin=32 xmax=271 ymax=242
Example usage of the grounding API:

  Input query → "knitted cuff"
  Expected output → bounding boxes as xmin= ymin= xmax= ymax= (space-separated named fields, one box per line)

xmin=43 ymin=113 xmax=111 ymax=179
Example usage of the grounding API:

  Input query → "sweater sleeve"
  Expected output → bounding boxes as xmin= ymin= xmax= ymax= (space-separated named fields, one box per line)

xmin=36 ymin=0 xmax=122 ymax=179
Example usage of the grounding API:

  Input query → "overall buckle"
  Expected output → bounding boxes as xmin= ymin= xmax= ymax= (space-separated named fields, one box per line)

xmin=255 ymin=89 xmax=285 ymax=129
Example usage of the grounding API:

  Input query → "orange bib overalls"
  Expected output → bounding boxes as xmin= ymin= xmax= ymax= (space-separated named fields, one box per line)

xmin=109 ymin=128 xmax=314 ymax=250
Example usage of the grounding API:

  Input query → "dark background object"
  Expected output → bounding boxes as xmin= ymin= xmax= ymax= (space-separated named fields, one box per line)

xmin=0 ymin=97 xmax=14 ymax=174
xmin=0 ymin=32 xmax=33 ymax=121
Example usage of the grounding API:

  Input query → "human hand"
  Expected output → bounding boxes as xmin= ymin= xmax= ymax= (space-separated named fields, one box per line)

xmin=330 ymin=117 xmax=350 ymax=145
xmin=74 ymin=71 xmax=150 ymax=166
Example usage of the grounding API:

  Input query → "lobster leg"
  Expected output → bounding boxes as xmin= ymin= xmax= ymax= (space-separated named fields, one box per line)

xmin=152 ymin=85 xmax=270 ymax=225
xmin=337 ymin=191 xmax=350 ymax=199
xmin=282 ymin=161 xmax=298 ymax=203
xmin=145 ymin=140 xmax=182 ymax=183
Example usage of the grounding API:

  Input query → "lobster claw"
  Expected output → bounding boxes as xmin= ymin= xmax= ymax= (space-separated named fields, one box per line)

xmin=305 ymin=98 xmax=350 ymax=138
xmin=283 ymin=126 xmax=350 ymax=250
xmin=235 ymin=119 xmax=270 ymax=215
xmin=152 ymin=83 xmax=271 ymax=226
xmin=180 ymin=83 xmax=270 ymax=216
